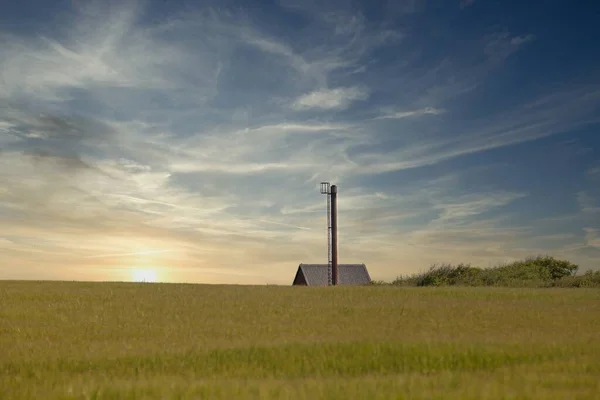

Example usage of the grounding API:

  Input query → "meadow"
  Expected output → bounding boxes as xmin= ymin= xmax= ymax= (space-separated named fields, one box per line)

xmin=1 ymin=281 xmax=599 ymax=399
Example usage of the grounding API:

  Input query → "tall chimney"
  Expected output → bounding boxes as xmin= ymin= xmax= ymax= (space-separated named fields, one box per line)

xmin=330 ymin=184 xmax=338 ymax=285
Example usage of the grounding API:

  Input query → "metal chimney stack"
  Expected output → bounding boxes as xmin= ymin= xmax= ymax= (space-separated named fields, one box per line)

xmin=320 ymin=182 xmax=338 ymax=286
xmin=330 ymin=185 xmax=338 ymax=286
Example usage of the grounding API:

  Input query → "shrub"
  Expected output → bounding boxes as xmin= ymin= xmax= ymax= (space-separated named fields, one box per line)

xmin=552 ymin=270 xmax=600 ymax=288
xmin=368 ymin=280 xmax=388 ymax=285
xmin=391 ymin=256 xmax=588 ymax=288
xmin=412 ymin=263 xmax=483 ymax=287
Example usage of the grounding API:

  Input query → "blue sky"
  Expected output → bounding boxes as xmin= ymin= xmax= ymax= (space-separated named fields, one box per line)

xmin=1 ymin=0 xmax=599 ymax=284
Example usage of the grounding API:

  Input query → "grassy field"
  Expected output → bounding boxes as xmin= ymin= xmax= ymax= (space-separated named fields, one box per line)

xmin=1 ymin=281 xmax=599 ymax=399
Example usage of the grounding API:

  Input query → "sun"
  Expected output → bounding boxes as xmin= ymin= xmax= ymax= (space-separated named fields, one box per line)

xmin=131 ymin=268 xmax=158 ymax=283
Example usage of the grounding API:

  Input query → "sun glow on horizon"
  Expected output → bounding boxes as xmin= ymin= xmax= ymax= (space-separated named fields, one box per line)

xmin=131 ymin=268 xmax=158 ymax=283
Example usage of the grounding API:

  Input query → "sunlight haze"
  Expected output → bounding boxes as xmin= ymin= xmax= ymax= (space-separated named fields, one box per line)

xmin=1 ymin=0 xmax=599 ymax=284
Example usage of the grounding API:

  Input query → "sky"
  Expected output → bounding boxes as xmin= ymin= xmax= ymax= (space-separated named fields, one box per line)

xmin=1 ymin=0 xmax=599 ymax=284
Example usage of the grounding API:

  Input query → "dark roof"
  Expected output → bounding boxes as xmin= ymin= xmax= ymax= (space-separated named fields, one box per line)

xmin=293 ymin=264 xmax=371 ymax=286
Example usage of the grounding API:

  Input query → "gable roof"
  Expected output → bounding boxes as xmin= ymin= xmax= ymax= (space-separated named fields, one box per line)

xmin=293 ymin=264 xmax=371 ymax=286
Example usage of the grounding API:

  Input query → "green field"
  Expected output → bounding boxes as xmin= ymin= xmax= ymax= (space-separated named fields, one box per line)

xmin=1 ymin=282 xmax=599 ymax=399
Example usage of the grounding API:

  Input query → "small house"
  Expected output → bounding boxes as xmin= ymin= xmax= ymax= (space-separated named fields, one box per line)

xmin=292 ymin=263 xmax=371 ymax=286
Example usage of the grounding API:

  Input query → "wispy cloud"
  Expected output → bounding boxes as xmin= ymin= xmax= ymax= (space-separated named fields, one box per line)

xmin=375 ymin=107 xmax=445 ymax=120
xmin=291 ymin=86 xmax=369 ymax=110
xmin=484 ymin=32 xmax=536 ymax=61
xmin=432 ymin=192 xmax=527 ymax=222
xmin=0 ymin=238 xmax=16 ymax=248
xmin=1 ymin=0 xmax=599 ymax=283
xmin=584 ymin=228 xmax=600 ymax=249
xmin=460 ymin=0 xmax=476 ymax=9
xmin=349 ymin=86 xmax=600 ymax=175
xmin=84 ymin=249 xmax=176 ymax=259
xmin=577 ymin=192 xmax=600 ymax=214
xmin=0 ymin=2 xmax=186 ymax=101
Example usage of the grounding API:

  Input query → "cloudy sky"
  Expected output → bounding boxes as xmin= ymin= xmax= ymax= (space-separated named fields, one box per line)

xmin=1 ymin=0 xmax=599 ymax=284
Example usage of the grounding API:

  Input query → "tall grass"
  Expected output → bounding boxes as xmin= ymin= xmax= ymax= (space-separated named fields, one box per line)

xmin=390 ymin=256 xmax=600 ymax=287
xmin=1 ymin=281 xmax=599 ymax=399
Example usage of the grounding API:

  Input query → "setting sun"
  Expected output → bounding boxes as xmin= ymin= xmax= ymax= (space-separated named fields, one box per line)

xmin=131 ymin=269 xmax=158 ymax=283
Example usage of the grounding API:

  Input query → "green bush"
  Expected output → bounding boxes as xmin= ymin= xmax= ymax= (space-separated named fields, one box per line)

xmin=552 ymin=270 xmax=600 ymax=288
xmin=411 ymin=263 xmax=483 ymax=287
xmin=368 ymin=280 xmax=388 ymax=285
xmin=391 ymin=256 xmax=593 ymax=288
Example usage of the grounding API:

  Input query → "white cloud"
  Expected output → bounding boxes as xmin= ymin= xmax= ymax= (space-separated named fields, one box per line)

xmin=169 ymin=161 xmax=310 ymax=174
xmin=0 ymin=238 xmax=15 ymax=248
xmin=242 ymin=35 xmax=310 ymax=74
xmin=251 ymin=122 xmax=349 ymax=133
xmin=154 ymin=121 xmax=361 ymax=175
xmin=0 ymin=4 xmax=188 ymax=101
xmin=577 ymin=191 xmax=600 ymax=214
xmin=291 ymin=86 xmax=369 ymax=110
xmin=510 ymin=35 xmax=535 ymax=46
xmin=484 ymin=32 xmax=536 ymax=62
xmin=584 ymin=228 xmax=600 ymax=248
xmin=348 ymin=86 xmax=600 ymax=175
xmin=375 ymin=107 xmax=445 ymax=120
xmin=1 ymin=0 xmax=599 ymax=282
xmin=432 ymin=191 xmax=527 ymax=221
